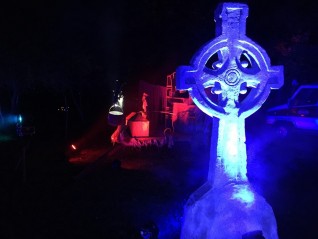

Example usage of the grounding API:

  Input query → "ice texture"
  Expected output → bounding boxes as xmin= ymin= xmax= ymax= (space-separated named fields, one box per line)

xmin=176 ymin=2 xmax=284 ymax=238
xmin=181 ymin=183 xmax=278 ymax=239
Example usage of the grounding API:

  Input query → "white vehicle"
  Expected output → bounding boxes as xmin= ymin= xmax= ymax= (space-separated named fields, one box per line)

xmin=266 ymin=84 xmax=318 ymax=136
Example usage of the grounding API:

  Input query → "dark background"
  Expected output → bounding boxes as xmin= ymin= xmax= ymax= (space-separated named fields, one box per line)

xmin=0 ymin=0 xmax=317 ymax=135
xmin=1 ymin=1 xmax=318 ymax=238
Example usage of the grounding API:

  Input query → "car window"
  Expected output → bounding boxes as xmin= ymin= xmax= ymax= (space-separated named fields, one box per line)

xmin=291 ymin=88 xmax=318 ymax=107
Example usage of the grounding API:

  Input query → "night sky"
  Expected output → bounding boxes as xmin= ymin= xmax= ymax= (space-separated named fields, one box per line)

xmin=0 ymin=0 xmax=317 ymax=122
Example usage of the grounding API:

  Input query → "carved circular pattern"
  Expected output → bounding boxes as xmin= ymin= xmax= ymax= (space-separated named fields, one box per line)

xmin=225 ymin=69 xmax=240 ymax=86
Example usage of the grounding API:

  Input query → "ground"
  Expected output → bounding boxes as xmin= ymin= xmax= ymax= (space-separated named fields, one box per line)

xmin=1 ymin=122 xmax=318 ymax=239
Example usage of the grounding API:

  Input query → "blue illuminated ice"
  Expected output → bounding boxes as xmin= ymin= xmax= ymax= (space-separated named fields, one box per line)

xmin=176 ymin=2 xmax=283 ymax=238
xmin=180 ymin=182 xmax=278 ymax=239
xmin=231 ymin=184 xmax=254 ymax=205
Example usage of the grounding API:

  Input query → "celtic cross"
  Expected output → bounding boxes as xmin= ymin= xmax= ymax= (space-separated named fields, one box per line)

xmin=177 ymin=2 xmax=284 ymax=186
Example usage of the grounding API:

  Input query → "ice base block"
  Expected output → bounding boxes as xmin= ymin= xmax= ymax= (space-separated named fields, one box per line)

xmin=180 ymin=182 xmax=278 ymax=239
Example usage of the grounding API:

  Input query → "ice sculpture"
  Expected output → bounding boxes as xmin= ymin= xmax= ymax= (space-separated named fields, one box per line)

xmin=176 ymin=3 xmax=283 ymax=239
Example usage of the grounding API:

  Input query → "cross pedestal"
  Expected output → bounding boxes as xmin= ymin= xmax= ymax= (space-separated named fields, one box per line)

xmin=177 ymin=3 xmax=284 ymax=238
